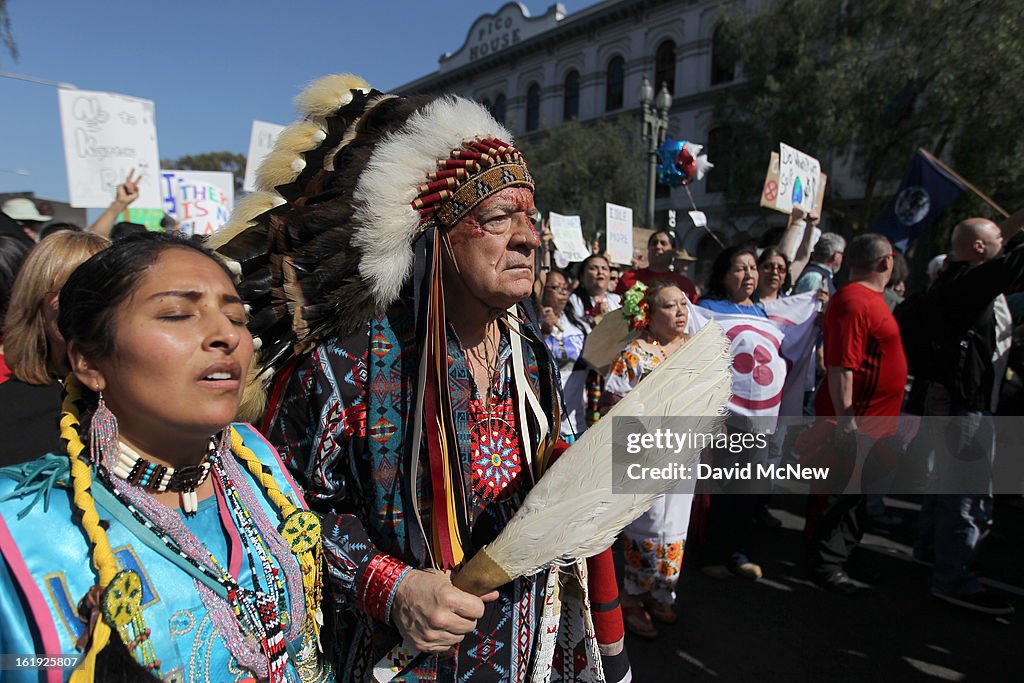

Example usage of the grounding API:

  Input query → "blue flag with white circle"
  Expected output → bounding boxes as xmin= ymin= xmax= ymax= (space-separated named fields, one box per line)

xmin=872 ymin=150 xmax=965 ymax=250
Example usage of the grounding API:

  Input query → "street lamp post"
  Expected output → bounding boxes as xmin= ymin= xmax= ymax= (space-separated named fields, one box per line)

xmin=639 ymin=76 xmax=673 ymax=229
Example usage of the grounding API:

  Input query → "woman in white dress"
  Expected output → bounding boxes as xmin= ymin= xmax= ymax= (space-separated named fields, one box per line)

xmin=602 ymin=280 xmax=692 ymax=639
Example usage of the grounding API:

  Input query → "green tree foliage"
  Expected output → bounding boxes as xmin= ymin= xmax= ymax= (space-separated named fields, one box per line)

xmin=161 ymin=151 xmax=246 ymax=193
xmin=715 ymin=0 xmax=1024 ymax=232
xmin=1 ymin=0 xmax=18 ymax=64
xmin=518 ymin=118 xmax=645 ymax=238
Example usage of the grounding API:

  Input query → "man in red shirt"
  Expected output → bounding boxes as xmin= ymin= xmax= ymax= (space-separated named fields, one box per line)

xmin=808 ymin=233 xmax=907 ymax=594
xmin=616 ymin=230 xmax=698 ymax=302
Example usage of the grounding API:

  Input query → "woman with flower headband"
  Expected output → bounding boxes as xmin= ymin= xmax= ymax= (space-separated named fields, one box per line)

xmin=602 ymin=280 xmax=693 ymax=639
xmin=0 ymin=233 xmax=331 ymax=682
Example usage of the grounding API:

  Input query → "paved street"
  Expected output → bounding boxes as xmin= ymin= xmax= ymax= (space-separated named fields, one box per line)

xmin=623 ymin=495 xmax=1023 ymax=682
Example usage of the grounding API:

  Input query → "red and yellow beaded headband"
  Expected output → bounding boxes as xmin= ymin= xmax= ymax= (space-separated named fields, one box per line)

xmin=412 ymin=137 xmax=533 ymax=231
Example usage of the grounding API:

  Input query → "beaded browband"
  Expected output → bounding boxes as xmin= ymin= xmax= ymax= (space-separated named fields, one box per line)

xmin=411 ymin=137 xmax=534 ymax=231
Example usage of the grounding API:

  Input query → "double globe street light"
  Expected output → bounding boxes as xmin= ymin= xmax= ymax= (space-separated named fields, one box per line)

xmin=639 ymin=75 xmax=673 ymax=230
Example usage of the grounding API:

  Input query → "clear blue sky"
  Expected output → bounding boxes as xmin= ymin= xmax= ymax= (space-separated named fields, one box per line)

xmin=0 ymin=0 xmax=594 ymax=208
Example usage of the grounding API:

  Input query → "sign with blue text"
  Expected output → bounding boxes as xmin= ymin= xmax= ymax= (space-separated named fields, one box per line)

xmin=160 ymin=170 xmax=234 ymax=236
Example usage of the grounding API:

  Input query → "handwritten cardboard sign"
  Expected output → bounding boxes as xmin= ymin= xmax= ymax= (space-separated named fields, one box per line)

xmin=605 ymin=203 xmax=634 ymax=265
xmin=58 ymin=89 xmax=161 ymax=209
xmin=243 ymin=120 xmax=286 ymax=192
xmin=776 ymin=143 xmax=821 ymax=214
xmin=160 ymin=170 xmax=234 ymax=236
xmin=761 ymin=151 xmax=827 ymax=216
xmin=548 ymin=212 xmax=590 ymax=262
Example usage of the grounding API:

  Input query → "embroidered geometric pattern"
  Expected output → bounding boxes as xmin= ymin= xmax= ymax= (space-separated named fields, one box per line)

xmin=468 ymin=398 xmax=522 ymax=502
xmin=267 ymin=304 xmax=585 ymax=682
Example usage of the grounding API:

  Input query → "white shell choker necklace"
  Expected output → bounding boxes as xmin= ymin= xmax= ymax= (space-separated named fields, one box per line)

xmin=111 ymin=439 xmax=214 ymax=514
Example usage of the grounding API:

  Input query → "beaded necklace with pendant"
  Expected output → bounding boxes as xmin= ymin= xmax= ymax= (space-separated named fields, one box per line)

xmin=98 ymin=434 xmax=303 ymax=681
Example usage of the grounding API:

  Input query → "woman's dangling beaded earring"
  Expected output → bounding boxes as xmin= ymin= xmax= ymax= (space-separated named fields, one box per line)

xmin=90 ymin=388 xmax=119 ymax=469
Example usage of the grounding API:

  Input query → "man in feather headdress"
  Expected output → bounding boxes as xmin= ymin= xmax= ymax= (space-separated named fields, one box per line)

xmin=213 ymin=75 xmax=625 ymax=682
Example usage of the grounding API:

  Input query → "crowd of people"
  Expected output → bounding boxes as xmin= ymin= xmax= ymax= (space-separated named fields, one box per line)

xmin=0 ymin=71 xmax=1018 ymax=683
xmin=532 ymin=210 xmax=1022 ymax=632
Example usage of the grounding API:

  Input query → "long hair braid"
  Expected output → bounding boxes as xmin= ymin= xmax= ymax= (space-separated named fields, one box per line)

xmin=59 ymin=380 xmax=324 ymax=676
xmin=60 ymin=377 xmax=119 ymax=683
xmin=228 ymin=427 xmax=323 ymax=644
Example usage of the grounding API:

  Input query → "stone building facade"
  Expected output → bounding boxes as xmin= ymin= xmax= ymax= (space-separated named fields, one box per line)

xmin=396 ymin=0 xmax=859 ymax=267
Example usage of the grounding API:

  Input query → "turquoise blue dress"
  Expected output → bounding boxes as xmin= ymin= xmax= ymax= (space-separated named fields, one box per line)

xmin=0 ymin=423 xmax=331 ymax=683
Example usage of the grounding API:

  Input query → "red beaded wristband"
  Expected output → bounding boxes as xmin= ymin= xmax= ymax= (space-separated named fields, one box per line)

xmin=358 ymin=553 xmax=412 ymax=623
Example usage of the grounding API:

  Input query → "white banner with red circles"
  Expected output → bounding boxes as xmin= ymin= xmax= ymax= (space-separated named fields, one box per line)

xmin=685 ymin=292 xmax=818 ymax=426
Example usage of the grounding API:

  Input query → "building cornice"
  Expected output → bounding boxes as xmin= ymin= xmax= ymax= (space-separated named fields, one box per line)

xmin=393 ymin=0 xmax=695 ymax=94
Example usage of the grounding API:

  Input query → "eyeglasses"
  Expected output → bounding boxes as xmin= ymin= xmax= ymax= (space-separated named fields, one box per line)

xmin=760 ymin=263 xmax=787 ymax=272
xmin=478 ymin=208 xmax=540 ymax=235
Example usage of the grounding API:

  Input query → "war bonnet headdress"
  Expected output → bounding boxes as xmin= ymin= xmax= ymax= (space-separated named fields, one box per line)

xmin=212 ymin=74 xmax=533 ymax=372
xmin=213 ymin=75 xmax=550 ymax=570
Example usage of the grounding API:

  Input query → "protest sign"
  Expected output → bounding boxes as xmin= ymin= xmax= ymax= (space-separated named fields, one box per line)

xmin=548 ymin=212 xmax=590 ymax=262
xmin=58 ymin=89 xmax=161 ymax=209
xmin=123 ymin=208 xmax=164 ymax=229
xmin=632 ymin=227 xmax=654 ymax=261
xmin=761 ymin=151 xmax=827 ymax=216
xmin=776 ymin=143 xmax=821 ymax=214
xmin=243 ymin=120 xmax=286 ymax=192
xmin=160 ymin=170 xmax=234 ymax=236
xmin=605 ymin=203 xmax=634 ymax=265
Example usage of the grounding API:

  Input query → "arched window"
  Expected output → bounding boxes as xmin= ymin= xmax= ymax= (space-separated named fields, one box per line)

xmin=704 ymin=125 xmax=731 ymax=193
xmin=655 ymin=40 xmax=676 ymax=95
xmin=563 ymin=70 xmax=580 ymax=121
xmin=525 ymin=83 xmax=541 ymax=132
xmin=710 ymin=25 xmax=735 ymax=85
xmin=606 ymin=56 xmax=624 ymax=111
xmin=493 ymin=93 xmax=507 ymax=124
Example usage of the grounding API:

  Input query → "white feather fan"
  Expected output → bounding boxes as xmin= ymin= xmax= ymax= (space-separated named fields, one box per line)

xmin=372 ymin=321 xmax=732 ymax=681
xmin=455 ymin=319 xmax=732 ymax=593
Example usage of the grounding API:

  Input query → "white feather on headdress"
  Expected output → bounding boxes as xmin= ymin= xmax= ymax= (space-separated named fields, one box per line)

xmin=351 ymin=96 xmax=513 ymax=310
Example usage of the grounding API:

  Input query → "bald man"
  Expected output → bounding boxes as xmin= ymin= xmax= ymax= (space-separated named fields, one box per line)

xmin=951 ymin=218 xmax=1004 ymax=263
xmin=917 ymin=216 xmax=1022 ymax=616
